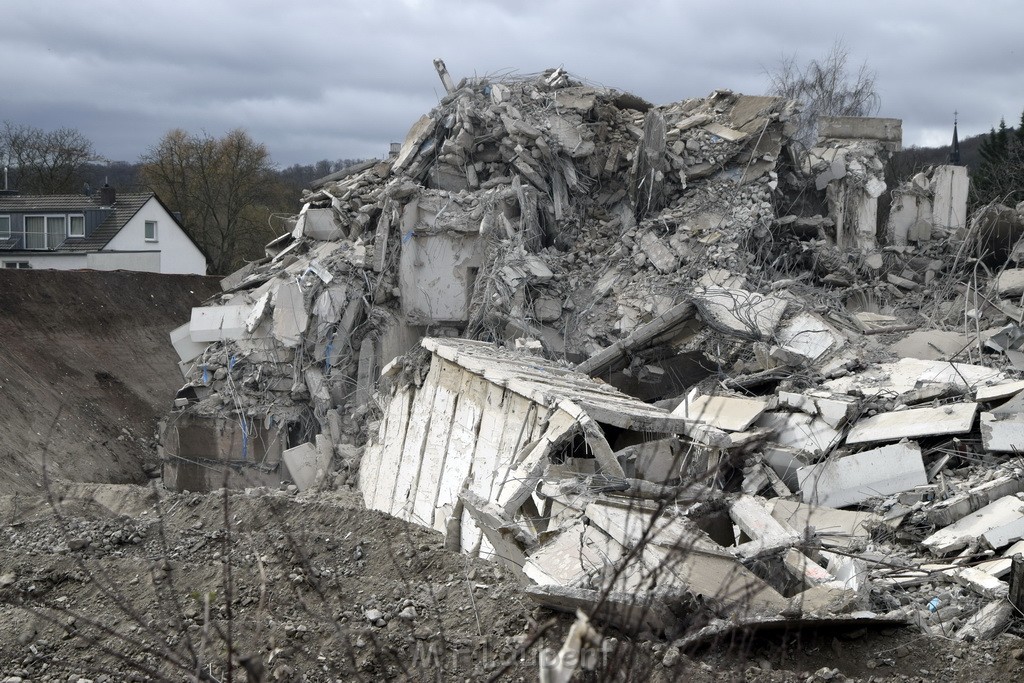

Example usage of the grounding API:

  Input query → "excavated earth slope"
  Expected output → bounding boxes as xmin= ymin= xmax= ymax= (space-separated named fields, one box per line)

xmin=0 ymin=270 xmax=220 ymax=494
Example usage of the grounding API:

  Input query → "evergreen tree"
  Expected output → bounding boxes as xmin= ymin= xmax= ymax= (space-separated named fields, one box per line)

xmin=971 ymin=111 xmax=1024 ymax=208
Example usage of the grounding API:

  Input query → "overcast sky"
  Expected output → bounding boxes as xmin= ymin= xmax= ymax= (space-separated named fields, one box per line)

xmin=3 ymin=1 xmax=1021 ymax=168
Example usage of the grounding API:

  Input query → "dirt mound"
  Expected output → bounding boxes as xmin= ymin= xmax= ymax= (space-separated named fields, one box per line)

xmin=0 ymin=270 xmax=220 ymax=494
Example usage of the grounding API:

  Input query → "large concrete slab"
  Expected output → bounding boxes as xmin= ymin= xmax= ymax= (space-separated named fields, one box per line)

xmin=845 ymin=403 xmax=977 ymax=445
xmin=797 ymin=442 xmax=927 ymax=508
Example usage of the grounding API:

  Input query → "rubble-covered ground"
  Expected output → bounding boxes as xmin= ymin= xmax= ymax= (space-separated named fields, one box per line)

xmin=3 ymin=483 xmax=1024 ymax=682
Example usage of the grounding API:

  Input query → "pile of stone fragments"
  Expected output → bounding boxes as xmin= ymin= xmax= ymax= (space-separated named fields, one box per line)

xmin=160 ymin=62 xmax=1024 ymax=645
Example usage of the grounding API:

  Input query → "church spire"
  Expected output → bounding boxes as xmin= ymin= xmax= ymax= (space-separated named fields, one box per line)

xmin=949 ymin=111 xmax=962 ymax=165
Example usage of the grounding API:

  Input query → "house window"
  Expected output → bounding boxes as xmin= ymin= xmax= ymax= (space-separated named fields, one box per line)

xmin=68 ymin=214 xmax=85 ymax=238
xmin=25 ymin=215 xmax=67 ymax=250
xmin=0 ymin=215 xmax=9 ymax=239
xmin=145 ymin=220 xmax=158 ymax=242
xmin=3 ymin=261 xmax=31 ymax=269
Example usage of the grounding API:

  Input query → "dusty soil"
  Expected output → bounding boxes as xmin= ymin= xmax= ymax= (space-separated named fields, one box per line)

xmin=3 ymin=270 xmax=1024 ymax=681
xmin=0 ymin=270 xmax=220 ymax=493
xmin=3 ymin=483 xmax=1024 ymax=682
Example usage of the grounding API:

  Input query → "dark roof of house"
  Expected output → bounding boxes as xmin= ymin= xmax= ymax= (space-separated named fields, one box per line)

xmin=0 ymin=192 xmax=156 ymax=253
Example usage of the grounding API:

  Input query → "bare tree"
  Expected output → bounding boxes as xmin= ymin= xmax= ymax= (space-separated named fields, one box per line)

xmin=0 ymin=121 xmax=103 ymax=194
xmin=141 ymin=129 xmax=277 ymax=274
xmin=765 ymin=40 xmax=881 ymax=148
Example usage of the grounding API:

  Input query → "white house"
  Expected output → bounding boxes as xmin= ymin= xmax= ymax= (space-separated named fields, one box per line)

xmin=0 ymin=186 xmax=207 ymax=274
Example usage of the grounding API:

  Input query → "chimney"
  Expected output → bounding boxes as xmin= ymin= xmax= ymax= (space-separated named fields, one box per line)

xmin=0 ymin=166 xmax=17 ymax=196
xmin=99 ymin=183 xmax=116 ymax=206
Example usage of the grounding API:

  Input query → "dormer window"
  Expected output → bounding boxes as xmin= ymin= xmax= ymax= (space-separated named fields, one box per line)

xmin=0 ymin=215 xmax=9 ymax=239
xmin=68 ymin=214 xmax=85 ymax=237
xmin=25 ymin=215 xmax=67 ymax=250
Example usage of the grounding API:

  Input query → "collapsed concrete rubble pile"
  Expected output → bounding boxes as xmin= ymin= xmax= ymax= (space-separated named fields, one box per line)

xmin=159 ymin=62 xmax=1024 ymax=643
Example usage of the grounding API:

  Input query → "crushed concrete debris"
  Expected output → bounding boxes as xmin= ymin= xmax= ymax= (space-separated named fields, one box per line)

xmin=158 ymin=62 xmax=1024 ymax=643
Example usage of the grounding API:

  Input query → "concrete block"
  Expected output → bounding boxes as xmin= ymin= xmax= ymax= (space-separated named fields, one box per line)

xmin=996 ymin=269 xmax=1024 ymax=298
xmin=189 ymin=304 xmax=251 ymax=342
xmin=169 ymin=322 xmax=207 ymax=363
xmin=303 ymin=208 xmax=345 ymax=241
xmin=797 ymin=442 xmax=927 ymax=509
xmin=639 ymin=231 xmax=680 ymax=273
xmin=283 ymin=441 xmax=331 ymax=492
xmin=845 ymin=403 xmax=978 ymax=445
xmin=923 ymin=495 xmax=1024 ymax=555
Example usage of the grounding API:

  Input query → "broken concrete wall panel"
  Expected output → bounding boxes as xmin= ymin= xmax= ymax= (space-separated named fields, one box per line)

xmin=825 ymin=358 xmax=1003 ymax=401
xmin=355 ymin=337 xmax=377 ymax=408
xmin=496 ymin=409 xmax=577 ymax=515
xmin=845 ymin=403 xmax=978 ymax=446
xmin=522 ymin=520 xmax=617 ymax=587
xmin=361 ymin=385 xmax=413 ymax=513
xmin=650 ymin=546 xmax=789 ymax=614
xmin=390 ymin=360 xmax=442 ymax=519
xmin=524 ymin=585 xmax=679 ymax=637
xmin=485 ymin=393 xmax=541 ymax=512
xmin=409 ymin=359 xmax=464 ymax=529
xmin=776 ymin=391 xmax=857 ymax=430
xmin=976 ymin=380 xmax=1024 ymax=403
xmin=797 ymin=441 xmax=927 ymax=508
xmin=931 ymin=165 xmax=969 ymax=231
xmin=889 ymin=330 xmax=974 ymax=362
xmin=399 ymin=232 xmax=482 ymax=325
xmin=818 ymin=116 xmax=902 ymax=147
xmin=771 ymin=500 xmax=880 ymax=549
xmin=460 ymin=491 xmax=531 ymax=583
xmin=432 ymin=373 xmax=490 ymax=530
xmin=461 ymin=381 xmax=517 ymax=554
xmin=302 ymin=207 xmax=346 ymax=241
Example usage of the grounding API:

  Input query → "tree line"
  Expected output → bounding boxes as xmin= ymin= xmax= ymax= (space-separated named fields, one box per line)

xmin=0 ymin=121 xmax=368 ymax=274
